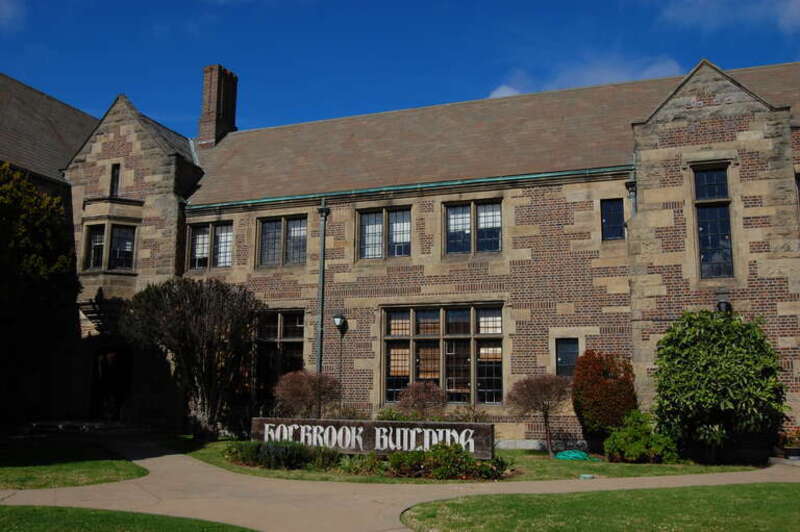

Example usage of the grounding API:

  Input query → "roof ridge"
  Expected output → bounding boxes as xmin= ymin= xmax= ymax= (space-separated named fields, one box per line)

xmin=0 ymin=72 xmax=98 ymax=121
xmin=220 ymin=61 xmax=800 ymax=141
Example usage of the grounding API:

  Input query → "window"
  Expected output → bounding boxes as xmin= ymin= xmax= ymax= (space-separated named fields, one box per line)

xmin=109 ymin=164 xmax=120 ymax=197
xmin=358 ymin=207 xmax=411 ymax=259
xmin=383 ymin=305 xmax=503 ymax=404
xmin=694 ymin=168 xmax=733 ymax=278
xmin=556 ymin=338 xmax=579 ymax=377
xmin=109 ymin=225 xmax=135 ymax=270
xmin=601 ymin=198 xmax=625 ymax=240
xmin=446 ymin=201 xmax=501 ymax=254
xmin=189 ymin=225 xmax=210 ymax=269
xmin=259 ymin=217 xmax=307 ymax=266
xmin=213 ymin=223 xmax=233 ymax=267
xmin=85 ymin=225 xmax=105 ymax=270
xmin=257 ymin=310 xmax=305 ymax=391
xmin=189 ymin=222 xmax=233 ymax=270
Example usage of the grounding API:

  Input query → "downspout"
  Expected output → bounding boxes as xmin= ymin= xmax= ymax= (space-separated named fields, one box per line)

xmin=314 ymin=198 xmax=330 ymax=374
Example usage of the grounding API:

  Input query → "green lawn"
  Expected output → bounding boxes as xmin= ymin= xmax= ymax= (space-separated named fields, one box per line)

xmin=0 ymin=506 xmax=253 ymax=531
xmin=401 ymin=483 xmax=800 ymax=531
xmin=0 ymin=438 xmax=147 ymax=489
xmin=160 ymin=436 xmax=753 ymax=484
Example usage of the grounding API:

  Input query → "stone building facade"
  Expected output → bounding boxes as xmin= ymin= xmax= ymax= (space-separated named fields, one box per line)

xmin=64 ymin=60 xmax=800 ymax=438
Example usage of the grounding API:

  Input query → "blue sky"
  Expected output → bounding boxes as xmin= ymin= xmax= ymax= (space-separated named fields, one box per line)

xmin=2 ymin=0 xmax=799 ymax=137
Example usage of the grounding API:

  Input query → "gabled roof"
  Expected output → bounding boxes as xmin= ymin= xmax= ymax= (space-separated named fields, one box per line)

xmin=138 ymin=112 xmax=195 ymax=164
xmin=191 ymin=61 xmax=800 ymax=207
xmin=637 ymin=59 xmax=781 ymax=125
xmin=0 ymin=73 xmax=98 ymax=181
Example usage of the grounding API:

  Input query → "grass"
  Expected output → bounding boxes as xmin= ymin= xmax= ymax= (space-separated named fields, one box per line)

xmin=0 ymin=438 xmax=147 ymax=489
xmin=0 ymin=506 xmax=253 ymax=531
xmin=401 ymin=483 xmax=800 ymax=531
xmin=158 ymin=436 xmax=754 ymax=484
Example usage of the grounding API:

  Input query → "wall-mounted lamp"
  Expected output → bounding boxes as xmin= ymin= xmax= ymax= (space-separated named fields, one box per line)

xmin=333 ymin=313 xmax=348 ymax=335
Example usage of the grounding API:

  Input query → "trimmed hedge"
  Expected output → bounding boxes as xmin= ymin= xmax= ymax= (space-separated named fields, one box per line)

xmin=223 ymin=441 xmax=509 ymax=480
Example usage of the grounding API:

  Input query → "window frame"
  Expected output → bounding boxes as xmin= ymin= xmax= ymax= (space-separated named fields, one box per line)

xmin=257 ymin=309 xmax=306 ymax=385
xmin=108 ymin=224 xmax=136 ymax=271
xmin=357 ymin=206 xmax=412 ymax=260
xmin=109 ymin=163 xmax=121 ymax=198
xmin=555 ymin=337 xmax=579 ymax=377
xmin=84 ymin=224 xmax=106 ymax=271
xmin=444 ymin=200 xmax=502 ymax=255
xmin=693 ymin=165 xmax=734 ymax=280
xmin=381 ymin=304 xmax=504 ymax=406
xmin=188 ymin=221 xmax=233 ymax=271
xmin=256 ymin=215 xmax=308 ymax=268
xmin=600 ymin=198 xmax=625 ymax=241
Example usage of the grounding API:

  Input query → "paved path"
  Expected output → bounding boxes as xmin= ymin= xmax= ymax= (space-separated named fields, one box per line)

xmin=2 ymin=441 xmax=799 ymax=531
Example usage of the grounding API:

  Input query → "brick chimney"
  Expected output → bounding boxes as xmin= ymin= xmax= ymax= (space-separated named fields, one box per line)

xmin=197 ymin=64 xmax=238 ymax=149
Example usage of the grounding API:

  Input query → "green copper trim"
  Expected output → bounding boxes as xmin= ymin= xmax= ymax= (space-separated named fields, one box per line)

xmin=186 ymin=164 xmax=633 ymax=211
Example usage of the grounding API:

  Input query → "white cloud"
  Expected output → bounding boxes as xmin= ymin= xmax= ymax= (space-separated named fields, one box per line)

xmin=0 ymin=0 xmax=24 ymax=31
xmin=487 ymin=55 xmax=683 ymax=98
xmin=488 ymin=85 xmax=522 ymax=98
xmin=656 ymin=0 xmax=800 ymax=33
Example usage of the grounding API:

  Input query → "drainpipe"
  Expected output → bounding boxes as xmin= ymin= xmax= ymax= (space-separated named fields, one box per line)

xmin=314 ymin=198 xmax=330 ymax=374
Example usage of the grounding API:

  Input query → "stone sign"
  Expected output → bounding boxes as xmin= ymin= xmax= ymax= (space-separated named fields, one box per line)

xmin=251 ymin=417 xmax=495 ymax=459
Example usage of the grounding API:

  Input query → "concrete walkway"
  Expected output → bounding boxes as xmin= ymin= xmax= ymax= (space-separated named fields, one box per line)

xmin=2 ymin=441 xmax=799 ymax=532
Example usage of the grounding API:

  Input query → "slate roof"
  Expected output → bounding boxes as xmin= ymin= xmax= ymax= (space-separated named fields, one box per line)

xmin=191 ymin=61 xmax=800 ymax=207
xmin=0 ymin=73 xmax=98 ymax=181
xmin=138 ymin=112 xmax=195 ymax=164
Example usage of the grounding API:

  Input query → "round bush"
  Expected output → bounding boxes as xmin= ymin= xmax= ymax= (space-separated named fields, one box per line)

xmin=654 ymin=310 xmax=786 ymax=459
xmin=604 ymin=410 xmax=678 ymax=463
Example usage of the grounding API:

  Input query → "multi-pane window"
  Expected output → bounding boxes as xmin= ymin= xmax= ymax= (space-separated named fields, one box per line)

xmin=358 ymin=207 xmax=411 ymax=259
xmin=556 ymin=338 xmax=579 ymax=377
xmin=259 ymin=216 xmax=308 ymax=266
xmin=213 ymin=223 xmax=233 ymax=267
xmin=85 ymin=225 xmax=105 ymax=270
xmin=694 ymin=168 xmax=733 ymax=278
xmin=257 ymin=310 xmax=306 ymax=400
xmin=446 ymin=201 xmax=502 ymax=254
xmin=388 ymin=209 xmax=411 ymax=257
xmin=476 ymin=203 xmax=501 ymax=252
xmin=360 ymin=212 xmax=383 ymax=259
xmin=189 ymin=222 xmax=232 ymax=270
xmin=109 ymin=225 xmax=135 ymax=270
xmin=109 ymin=164 xmax=120 ymax=197
xmin=601 ymin=198 xmax=625 ymax=241
xmin=383 ymin=305 xmax=503 ymax=404
xmin=477 ymin=340 xmax=503 ymax=403
xmin=189 ymin=225 xmax=210 ymax=269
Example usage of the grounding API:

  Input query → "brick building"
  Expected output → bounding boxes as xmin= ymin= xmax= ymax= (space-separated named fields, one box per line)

xmin=64 ymin=60 xmax=800 ymax=439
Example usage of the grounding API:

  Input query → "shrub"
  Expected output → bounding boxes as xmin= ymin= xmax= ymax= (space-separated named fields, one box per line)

xmin=654 ymin=311 xmax=786 ymax=461
xmin=445 ymin=404 xmax=490 ymax=423
xmin=273 ymin=370 xmax=342 ymax=418
xmin=223 ymin=441 xmax=262 ymax=466
xmin=396 ymin=382 xmax=446 ymax=420
xmin=376 ymin=407 xmax=419 ymax=421
xmin=257 ymin=440 xmax=312 ymax=469
xmin=572 ymin=350 xmax=637 ymax=449
xmin=424 ymin=443 xmax=477 ymax=480
xmin=338 ymin=453 xmax=388 ymax=475
xmin=310 ymin=446 xmax=342 ymax=470
xmin=387 ymin=450 xmax=427 ymax=477
xmin=507 ymin=375 xmax=571 ymax=457
xmin=604 ymin=410 xmax=678 ymax=464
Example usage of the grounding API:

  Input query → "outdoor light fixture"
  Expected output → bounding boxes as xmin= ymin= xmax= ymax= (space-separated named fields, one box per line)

xmin=333 ymin=313 xmax=347 ymax=335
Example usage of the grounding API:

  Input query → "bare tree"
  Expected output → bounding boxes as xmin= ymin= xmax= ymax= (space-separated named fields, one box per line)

xmin=274 ymin=370 xmax=341 ymax=418
xmin=120 ymin=278 xmax=263 ymax=437
xmin=397 ymin=382 xmax=446 ymax=420
xmin=507 ymin=375 xmax=571 ymax=457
